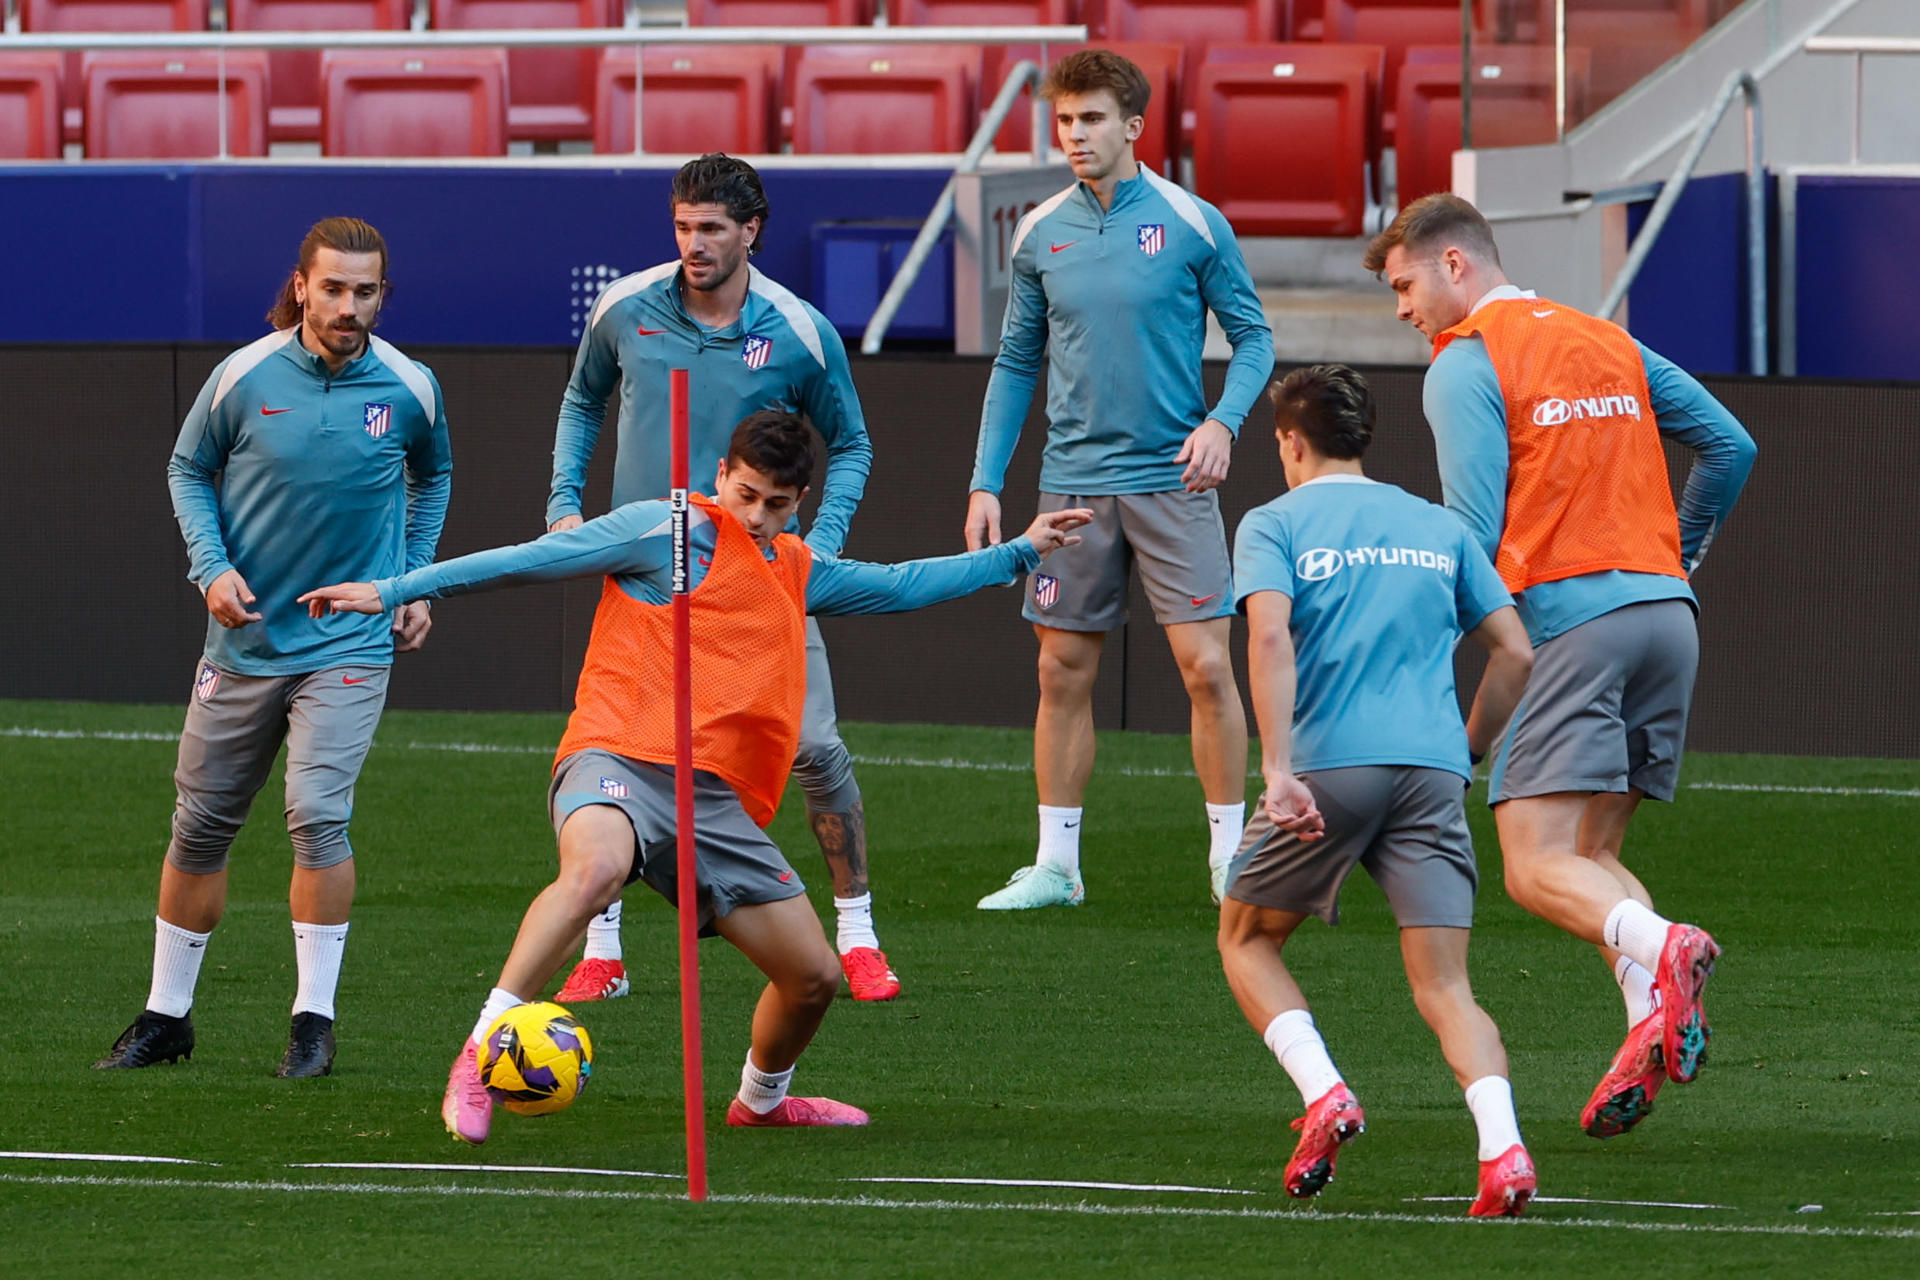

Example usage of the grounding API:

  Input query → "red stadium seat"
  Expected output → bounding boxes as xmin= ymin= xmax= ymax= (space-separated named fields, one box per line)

xmin=1088 ymin=0 xmax=1284 ymax=111
xmin=790 ymin=45 xmax=974 ymax=153
xmin=890 ymin=0 xmax=1068 ymax=23
xmin=320 ymin=49 xmax=509 ymax=156
xmin=1394 ymin=45 xmax=1588 ymax=207
xmin=432 ymin=0 xmax=618 ymax=142
xmin=1319 ymin=0 xmax=1484 ymax=140
xmin=20 ymin=0 xmax=208 ymax=141
xmin=979 ymin=41 xmax=1179 ymax=175
xmin=594 ymin=45 xmax=780 ymax=153
xmin=1192 ymin=43 xmax=1382 ymax=236
xmin=82 ymin=51 xmax=268 ymax=157
xmin=0 ymin=54 xmax=63 ymax=158
xmin=227 ymin=0 xmax=409 ymax=142
xmin=684 ymin=0 xmax=867 ymax=23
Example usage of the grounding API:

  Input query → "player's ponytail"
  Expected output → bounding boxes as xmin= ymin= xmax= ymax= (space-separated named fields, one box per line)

xmin=266 ymin=216 xmax=392 ymax=330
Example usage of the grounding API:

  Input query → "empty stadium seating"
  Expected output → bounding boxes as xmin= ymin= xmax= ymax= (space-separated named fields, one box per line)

xmin=790 ymin=45 xmax=975 ymax=153
xmin=319 ymin=49 xmax=509 ymax=155
xmin=1394 ymin=45 xmax=1588 ymax=206
xmin=1192 ymin=43 xmax=1383 ymax=236
xmin=20 ymin=0 xmax=209 ymax=140
xmin=432 ymin=0 xmax=618 ymax=142
xmin=1089 ymin=0 xmax=1282 ymax=122
xmin=684 ymin=0 xmax=867 ymax=23
xmin=890 ymin=0 xmax=1071 ymax=22
xmin=0 ymin=54 xmax=63 ymax=158
xmin=226 ymin=0 xmax=409 ymax=142
xmin=1320 ymin=0 xmax=1485 ymax=139
xmin=979 ymin=41 xmax=1180 ymax=175
xmin=594 ymin=45 xmax=780 ymax=153
xmin=81 ymin=50 xmax=269 ymax=156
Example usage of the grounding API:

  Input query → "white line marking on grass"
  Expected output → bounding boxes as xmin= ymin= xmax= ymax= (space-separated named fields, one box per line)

xmin=847 ymin=1176 xmax=1257 ymax=1196
xmin=0 ymin=1151 xmax=210 ymax=1165
xmin=13 ymin=726 xmax=1920 ymax=799
xmin=7 ymin=1173 xmax=1920 ymax=1243
xmin=290 ymin=1162 xmax=679 ymax=1179
xmin=1412 ymin=1195 xmax=1734 ymax=1211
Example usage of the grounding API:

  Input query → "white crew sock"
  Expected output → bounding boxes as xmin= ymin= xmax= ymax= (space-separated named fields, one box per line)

xmin=1602 ymin=899 xmax=1674 ymax=974
xmin=1036 ymin=805 xmax=1083 ymax=877
xmin=146 ymin=917 xmax=212 ymax=1018
xmin=737 ymin=1051 xmax=795 ymax=1115
xmin=1463 ymin=1075 xmax=1524 ymax=1161
xmin=1262 ymin=1009 xmax=1345 ymax=1107
xmin=1613 ymin=955 xmax=1659 ymax=1027
xmin=834 ymin=893 xmax=879 ymax=953
xmin=469 ymin=987 xmax=523 ymax=1046
xmin=1206 ymin=801 xmax=1246 ymax=868
xmin=291 ymin=920 xmax=350 ymax=1020
xmin=583 ymin=899 xmax=623 ymax=963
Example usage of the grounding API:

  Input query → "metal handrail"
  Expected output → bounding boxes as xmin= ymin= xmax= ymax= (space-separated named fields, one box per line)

xmin=1597 ymin=69 xmax=1765 ymax=375
xmin=1803 ymin=35 xmax=1920 ymax=165
xmin=0 ymin=24 xmax=1085 ymax=49
xmin=859 ymin=57 xmax=1046 ymax=355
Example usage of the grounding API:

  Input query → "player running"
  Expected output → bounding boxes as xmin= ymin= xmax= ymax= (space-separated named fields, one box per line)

xmin=1366 ymin=194 xmax=1757 ymax=1137
xmin=95 ymin=217 xmax=453 ymax=1079
xmin=302 ymin=412 xmax=1090 ymax=1140
xmin=546 ymin=154 xmax=899 ymax=1004
xmin=1222 ymin=365 xmax=1538 ymax=1215
xmin=967 ymin=50 xmax=1275 ymax=909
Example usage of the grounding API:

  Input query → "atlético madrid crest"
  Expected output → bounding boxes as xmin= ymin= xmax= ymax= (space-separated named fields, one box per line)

xmin=599 ymin=777 xmax=629 ymax=799
xmin=363 ymin=402 xmax=392 ymax=439
xmin=742 ymin=334 xmax=772 ymax=370
xmin=1137 ymin=224 xmax=1164 ymax=257
xmin=194 ymin=662 xmax=220 ymax=702
xmin=1033 ymin=574 xmax=1060 ymax=610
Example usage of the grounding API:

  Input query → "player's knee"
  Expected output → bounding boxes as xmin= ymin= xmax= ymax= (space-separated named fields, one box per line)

xmin=166 ymin=801 xmax=241 ymax=874
xmin=557 ymin=847 xmax=629 ymax=915
xmin=289 ymin=821 xmax=354 ymax=870
xmin=1177 ymin=644 xmax=1236 ymax=702
xmin=798 ymin=950 xmax=844 ymax=1009
xmin=1037 ymin=647 xmax=1098 ymax=698
xmin=1217 ymin=903 xmax=1286 ymax=954
xmin=792 ymin=738 xmax=860 ymax=813
xmin=1409 ymin=970 xmax=1474 ymax=1023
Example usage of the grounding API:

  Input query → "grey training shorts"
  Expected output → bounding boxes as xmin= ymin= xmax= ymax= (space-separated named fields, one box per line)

xmin=1023 ymin=490 xmax=1235 ymax=631
xmin=550 ymin=748 xmax=807 ymax=933
xmin=1489 ymin=599 xmax=1699 ymax=804
xmin=1225 ymin=766 xmax=1478 ymax=928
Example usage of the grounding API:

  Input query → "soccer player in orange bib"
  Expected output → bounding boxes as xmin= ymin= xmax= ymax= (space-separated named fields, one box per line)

xmin=303 ymin=412 xmax=1089 ymax=1142
xmin=1366 ymin=195 xmax=1757 ymax=1138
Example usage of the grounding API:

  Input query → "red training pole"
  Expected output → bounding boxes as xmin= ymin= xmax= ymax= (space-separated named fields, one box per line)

xmin=669 ymin=367 xmax=708 ymax=1202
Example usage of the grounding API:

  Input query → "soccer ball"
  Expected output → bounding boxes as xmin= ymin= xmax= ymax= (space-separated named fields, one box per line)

xmin=476 ymin=1002 xmax=594 ymax=1117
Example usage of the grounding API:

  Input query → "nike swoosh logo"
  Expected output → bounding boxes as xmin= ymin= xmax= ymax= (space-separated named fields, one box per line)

xmin=778 ymin=871 xmax=794 ymax=883
xmin=637 ymin=325 xmax=667 ymax=335
xmin=1190 ymin=592 xmax=1220 ymax=607
xmin=1063 ymin=821 xmax=1080 ymax=829
xmin=187 ymin=940 xmax=206 ymax=948
xmin=342 ymin=675 xmax=372 ymax=685
xmin=1050 ymin=242 xmax=1076 ymax=253
xmin=260 ymin=406 xmax=293 ymax=416
xmin=1531 ymin=309 xmax=1556 ymax=318
xmin=697 ymin=555 xmax=712 ymax=566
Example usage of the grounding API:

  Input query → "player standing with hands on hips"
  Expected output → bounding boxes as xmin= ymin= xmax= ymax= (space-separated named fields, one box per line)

xmin=1367 ymin=194 xmax=1756 ymax=1138
xmin=967 ymin=51 xmax=1275 ymax=910
xmin=96 ymin=217 xmax=452 ymax=1079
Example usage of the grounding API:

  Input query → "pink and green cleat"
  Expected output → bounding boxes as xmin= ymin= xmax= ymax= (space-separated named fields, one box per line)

xmin=1581 ymin=1010 xmax=1667 ymax=1138
xmin=1655 ymin=924 xmax=1721 ymax=1084
xmin=1284 ymin=1082 xmax=1365 ymax=1198
xmin=442 ymin=1040 xmax=494 ymax=1145
xmin=725 ymin=1095 xmax=870 ymax=1127
xmin=1468 ymin=1144 xmax=1536 ymax=1217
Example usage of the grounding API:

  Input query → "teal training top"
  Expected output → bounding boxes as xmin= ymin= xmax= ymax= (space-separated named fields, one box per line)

xmin=548 ymin=262 xmax=872 ymax=557
xmin=973 ymin=167 xmax=1275 ymax=497
xmin=168 ymin=329 xmax=454 ymax=677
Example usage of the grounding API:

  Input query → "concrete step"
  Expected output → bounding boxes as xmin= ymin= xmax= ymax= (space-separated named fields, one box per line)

xmin=1205 ymin=286 xmax=1430 ymax=367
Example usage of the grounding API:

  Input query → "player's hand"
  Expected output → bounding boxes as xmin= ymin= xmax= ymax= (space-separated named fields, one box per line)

xmin=1023 ymin=508 xmax=1094 ymax=557
xmin=298 ymin=582 xmax=385 ymax=617
xmin=205 ymin=568 xmax=263 ymax=628
xmin=965 ymin=490 xmax=1003 ymax=551
xmin=1263 ymin=773 xmax=1325 ymax=841
xmin=548 ymin=514 xmax=584 ymax=534
xmin=392 ymin=600 xmax=433 ymax=652
xmin=1177 ymin=419 xmax=1235 ymax=493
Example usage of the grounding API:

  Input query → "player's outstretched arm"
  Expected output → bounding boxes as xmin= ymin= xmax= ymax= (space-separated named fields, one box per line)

xmin=809 ymin=508 xmax=1092 ymax=616
xmin=1244 ymin=590 xmax=1325 ymax=841
xmin=1464 ymin=605 xmax=1533 ymax=761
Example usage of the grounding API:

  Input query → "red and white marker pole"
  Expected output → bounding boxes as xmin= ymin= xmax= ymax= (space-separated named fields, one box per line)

xmin=668 ymin=367 xmax=708 ymax=1202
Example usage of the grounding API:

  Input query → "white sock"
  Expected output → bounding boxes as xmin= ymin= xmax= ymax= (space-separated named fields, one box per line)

xmin=583 ymin=899 xmax=623 ymax=963
xmin=1464 ymin=1075 xmax=1524 ymax=1161
xmin=1036 ymin=805 xmax=1083 ymax=877
xmin=146 ymin=917 xmax=211 ymax=1018
xmin=291 ymin=920 xmax=350 ymax=1020
xmin=737 ymin=1051 xmax=795 ymax=1115
xmin=469 ymin=986 xmax=523 ymax=1046
xmin=1613 ymin=955 xmax=1658 ymax=1027
xmin=1206 ymin=801 xmax=1246 ymax=867
xmin=1262 ymin=1009 xmax=1344 ymax=1107
xmin=1602 ymin=899 xmax=1673 ymax=973
xmin=834 ymin=893 xmax=879 ymax=953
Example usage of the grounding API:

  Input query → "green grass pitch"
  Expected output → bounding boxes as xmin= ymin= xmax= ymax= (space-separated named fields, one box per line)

xmin=3 ymin=699 xmax=1918 ymax=1276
